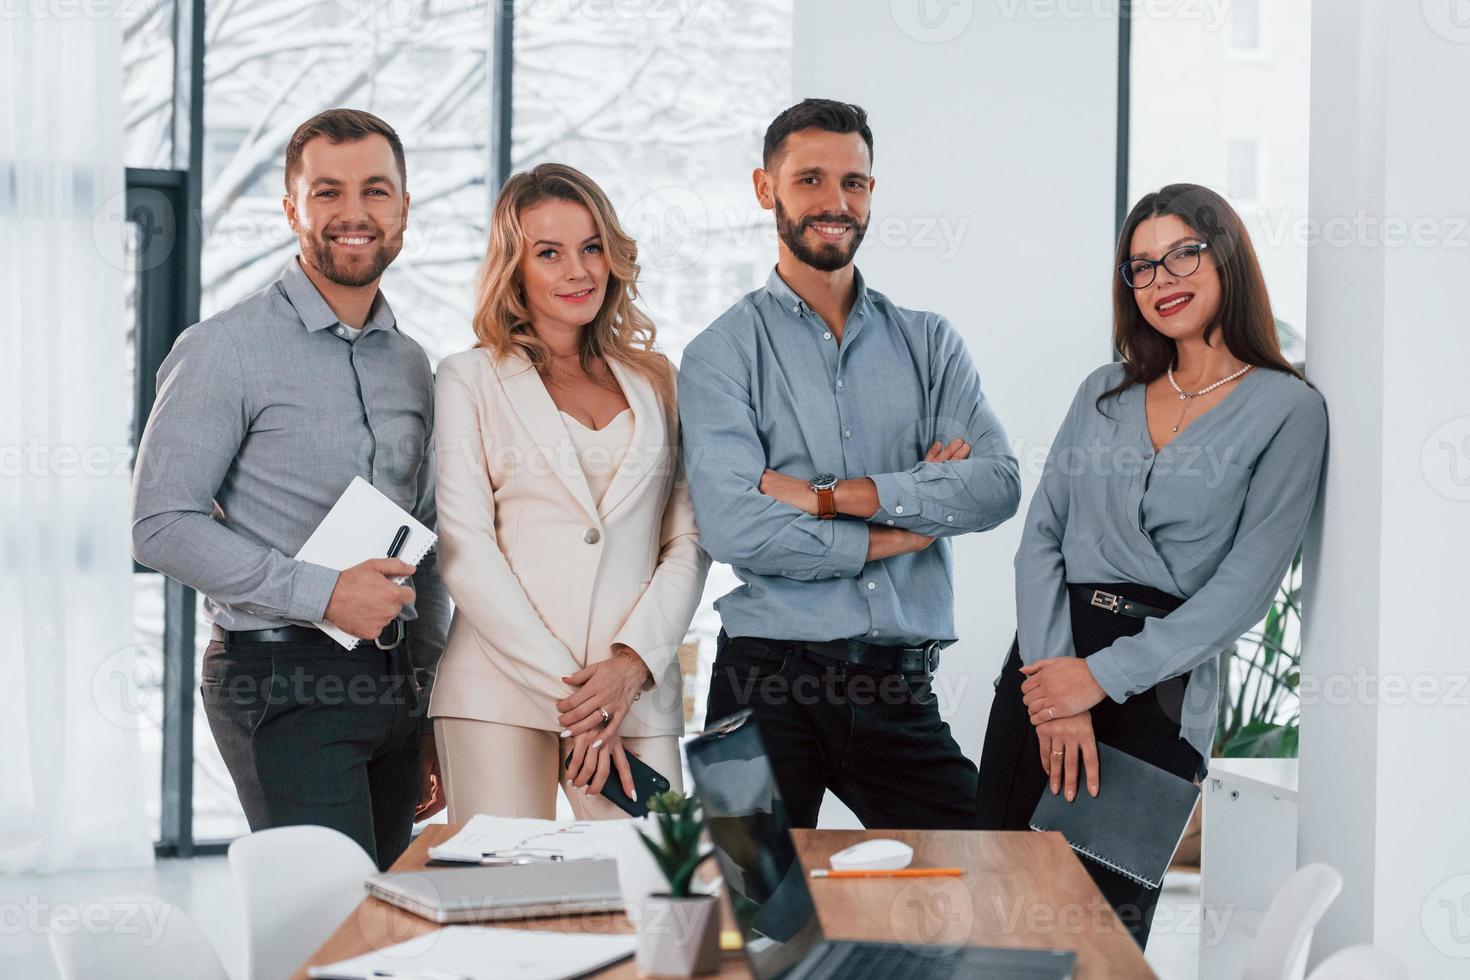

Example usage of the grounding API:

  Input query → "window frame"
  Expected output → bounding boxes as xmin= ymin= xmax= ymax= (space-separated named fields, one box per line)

xmin=128 ymin=0 xmax=513 ymax=856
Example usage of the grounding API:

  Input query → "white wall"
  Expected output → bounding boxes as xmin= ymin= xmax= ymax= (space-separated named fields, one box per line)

xmin=1301 ymin=0 xmax=1470 ymax=971
xmin=791 ymin=1 xmax=1120 ymax=790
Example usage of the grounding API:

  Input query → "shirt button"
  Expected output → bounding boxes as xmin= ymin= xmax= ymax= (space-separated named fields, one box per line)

xmin=894 ymin=505 xmax=905 ymax=514
xmin=870 ymin=630 xmax=880 ymax=637
xmin=844 ymin=430 xmax=852 ymax=439
xmin=823 ymin=331 xmax=833 ymax=340
xmin=582 ymin=528 xmax=601 ymax=545
xmin=885 ymin=520 xmax=894 ymax=526
xmin=866 ymin=582 xmax=876 ymax=591
xmin=836 ymin=379 xmax=844 ymax=389
xmin=946 ymin=515 xmax=954 ymax=522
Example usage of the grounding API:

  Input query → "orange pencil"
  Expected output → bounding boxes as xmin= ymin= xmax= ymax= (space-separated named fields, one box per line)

xmin=809 ymin=868 xmax=964 ymax=879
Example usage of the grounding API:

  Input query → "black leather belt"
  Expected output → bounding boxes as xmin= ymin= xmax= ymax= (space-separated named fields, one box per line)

xmin=1071 ymin=586 xmax=1172 ymax=620
xmin=797 ymin=637 xmax=943 ymax=675
xmin=212 ymin=620 xmax=404 ymax=650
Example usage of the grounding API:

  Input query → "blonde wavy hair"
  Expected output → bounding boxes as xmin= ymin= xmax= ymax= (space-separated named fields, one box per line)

xmin=471 ymin=163 xmax=673 ymax=408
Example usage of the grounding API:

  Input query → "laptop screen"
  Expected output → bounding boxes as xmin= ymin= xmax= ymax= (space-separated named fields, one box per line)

xmin=685 ymin=710 xmax=826 ymax=980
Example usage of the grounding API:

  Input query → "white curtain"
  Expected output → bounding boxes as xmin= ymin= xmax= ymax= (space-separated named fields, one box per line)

xmin=0 ymin=10 xmax=154 ymax=871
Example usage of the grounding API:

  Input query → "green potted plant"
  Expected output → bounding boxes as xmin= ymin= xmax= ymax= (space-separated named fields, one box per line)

xmin=633 ymin=790 xmax=720 ymax=977
xmin=1216 ymin=550 xmax=1303 ymax=758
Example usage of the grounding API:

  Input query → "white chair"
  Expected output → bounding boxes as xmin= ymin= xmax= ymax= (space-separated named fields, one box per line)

xmin=48 ymin=893 xmax=229 ymax=980
xmin=228 ymin=824 xmax=378 ymax=980
xmin=1307 ymin=945 xmax=1408 ymax=980
xmin=1243 ymin=863 xmax=1345 ymax=980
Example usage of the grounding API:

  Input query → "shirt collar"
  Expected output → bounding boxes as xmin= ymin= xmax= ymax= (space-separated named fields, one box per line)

xmin=762 ymin=265 xmax=873 ymax=322
xmin=280 ymin=257 xmax=398 ymax=335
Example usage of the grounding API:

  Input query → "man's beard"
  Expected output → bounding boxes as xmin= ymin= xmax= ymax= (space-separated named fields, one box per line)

xmin=305 ymin=224 xmax=401 ymax=287
xmin=774 ymin=196 xmax=867 ymax=272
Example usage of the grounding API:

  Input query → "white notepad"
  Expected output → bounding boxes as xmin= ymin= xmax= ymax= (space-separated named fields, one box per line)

xmin=295 ymin=476 xmax=437 ymax=650
xmin=427 ymin=814 xmax=632 ymax=864
xmin=307 ymin=926 xmax=635 ymax=980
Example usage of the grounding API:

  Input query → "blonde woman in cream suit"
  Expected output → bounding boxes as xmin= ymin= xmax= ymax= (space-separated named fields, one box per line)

xmin=430 ymin=163 xmax=708 ymax=820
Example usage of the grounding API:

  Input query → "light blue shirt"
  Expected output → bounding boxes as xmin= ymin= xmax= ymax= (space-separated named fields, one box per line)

xmin=1014 ymin=362 xmax=1328 ymax=758
xmin=678 ymin=268 xmax=1020 ymax=647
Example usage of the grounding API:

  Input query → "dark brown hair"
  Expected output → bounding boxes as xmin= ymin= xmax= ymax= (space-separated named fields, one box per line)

xmin=283 ymin=108 xmax=407 ymax=194
xmin=763 ymin=98 xmax=874 ymax=169
xmin=1099 ymin=183 xmax=1301 ymax=411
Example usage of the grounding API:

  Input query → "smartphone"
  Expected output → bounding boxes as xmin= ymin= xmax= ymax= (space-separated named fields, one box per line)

xmin=564 ymin=745 xmax=671 ymax=817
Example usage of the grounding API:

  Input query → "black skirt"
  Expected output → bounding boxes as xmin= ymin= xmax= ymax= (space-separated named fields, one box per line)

xmin=974 ymin=582 xmax=1203 ymax=949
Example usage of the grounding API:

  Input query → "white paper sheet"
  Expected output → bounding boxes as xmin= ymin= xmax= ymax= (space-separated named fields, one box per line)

xmin=307 ymin=926 xmax=635 ymax=980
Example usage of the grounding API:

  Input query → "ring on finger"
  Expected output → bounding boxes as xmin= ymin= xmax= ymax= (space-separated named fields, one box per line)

xmin=1046 ymin=707 xmax=1056 ymax=721
xmin=598 ymin=706 xmax=611 ymax=725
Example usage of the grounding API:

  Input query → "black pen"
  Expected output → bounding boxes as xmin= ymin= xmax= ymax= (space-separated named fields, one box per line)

xmin=387 ymin=524 xmax=410 ymax=560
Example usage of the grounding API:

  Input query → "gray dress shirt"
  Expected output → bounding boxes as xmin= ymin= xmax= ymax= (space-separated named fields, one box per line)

xmin=1014 ymin=362 xmax=1328 ymax=758
xmin=131 ymin=258 xmax=450 ymax=692
xmin=679 ymin=267 xmax=1021 ymax=648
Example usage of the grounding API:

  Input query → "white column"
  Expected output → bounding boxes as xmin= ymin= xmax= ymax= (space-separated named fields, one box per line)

xmin=790 ymin=1 xmax=1119 ymax=780
xmin=1300 ymin=0 xmax=1470 ymax=970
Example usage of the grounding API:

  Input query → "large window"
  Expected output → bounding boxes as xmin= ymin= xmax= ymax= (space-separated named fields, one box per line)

xmin=1128 ymin=0 xmax=1309 ymax=361
xmin=511 ymin=0 xmax=793 ymax=361
xmin=120 ymin=0 xmax=795 ymax=847
xmin=199 ymin=0 xmax=496 ymax=361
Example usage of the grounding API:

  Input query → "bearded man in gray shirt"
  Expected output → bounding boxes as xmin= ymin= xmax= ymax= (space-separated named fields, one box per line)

xmin=131 ymin=109 xmax=449 ymax=868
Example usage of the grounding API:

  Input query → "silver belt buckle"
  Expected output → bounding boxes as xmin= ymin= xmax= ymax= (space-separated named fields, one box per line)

xmin=375 ymin=618 xmax=404 ymax=651
xmin=1090 ymin=590 xmax=1120 ymax=613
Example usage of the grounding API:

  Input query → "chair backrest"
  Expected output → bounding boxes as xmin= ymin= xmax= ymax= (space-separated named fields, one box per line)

xmin=228 ymin=824 xmax=378 ymax=980
xmin=1244 ymin=863 xmax=1345 ymax=980
xmin=1307 ymin=944 xmax=1409 ymax=980
xmin=48 ymin=893 xmax=229 ymax=980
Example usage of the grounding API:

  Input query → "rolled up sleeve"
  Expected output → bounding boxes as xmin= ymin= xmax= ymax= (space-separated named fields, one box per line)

xmin=868 ymin=316 xmax=1020 ymax=537
xmin=679 ymin=335 xmax=870 ymax=581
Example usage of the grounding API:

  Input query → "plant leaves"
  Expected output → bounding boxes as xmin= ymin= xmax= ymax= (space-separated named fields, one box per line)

xmin=1221 ymin=720 xmax=1299 ymax=759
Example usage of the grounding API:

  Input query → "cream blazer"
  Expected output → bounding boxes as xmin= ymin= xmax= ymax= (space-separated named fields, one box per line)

xmin=428 ymin=348 xmax=709 ymax=737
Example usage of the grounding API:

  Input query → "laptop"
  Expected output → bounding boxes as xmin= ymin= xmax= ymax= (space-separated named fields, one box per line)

xmin=685 ymin=710 xmax=1077 ymax=980
xmin=364 ymin=858 xmax=624 ymax=924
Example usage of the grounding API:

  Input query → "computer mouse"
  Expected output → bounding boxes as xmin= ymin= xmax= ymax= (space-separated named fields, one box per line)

xmin=829 ymin=838 xmax=914 ymax=871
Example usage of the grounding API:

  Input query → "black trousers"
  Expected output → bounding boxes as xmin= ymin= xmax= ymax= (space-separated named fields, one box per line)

xmin=200 ymin=636 xmax=422 ymax=870
xmin=705 ymin=631 xmax=978 ymax=830
xmin=974 ymin=583 xmax=1202 ymax=950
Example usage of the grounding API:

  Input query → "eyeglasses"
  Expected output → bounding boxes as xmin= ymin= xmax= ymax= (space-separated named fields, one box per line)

xmin=1119 ymin=241 xmax=1210 ymax=289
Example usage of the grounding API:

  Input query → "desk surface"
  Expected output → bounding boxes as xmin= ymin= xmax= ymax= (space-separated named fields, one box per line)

xmin=295 ymin=824 xmax=1155 ymax=980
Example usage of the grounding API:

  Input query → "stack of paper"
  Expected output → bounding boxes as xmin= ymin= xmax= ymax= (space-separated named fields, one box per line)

xmin=308 ymin=926 xmax=635 ymax=979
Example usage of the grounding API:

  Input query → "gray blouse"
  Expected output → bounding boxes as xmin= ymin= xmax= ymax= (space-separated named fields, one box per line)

xmin=1013 ymin=362 xmax=1328 ymax=760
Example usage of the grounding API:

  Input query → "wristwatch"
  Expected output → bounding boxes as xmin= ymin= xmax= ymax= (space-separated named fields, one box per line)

xmin=809 ymin=473 xmax=838 ymax=520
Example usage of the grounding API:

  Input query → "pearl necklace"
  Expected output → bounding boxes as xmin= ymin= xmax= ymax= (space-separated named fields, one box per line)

xmin=1166 ymin=364 xmax=1252 ymax=432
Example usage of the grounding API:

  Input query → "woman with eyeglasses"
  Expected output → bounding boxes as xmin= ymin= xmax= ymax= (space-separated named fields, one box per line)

xmin=973 ymin=183 xmax=1327 ymax=948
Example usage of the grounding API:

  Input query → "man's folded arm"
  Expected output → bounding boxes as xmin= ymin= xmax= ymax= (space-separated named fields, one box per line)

xmin=868 ymin=316 xmax=1020 ymax=537
xmin=678 ymin=341 xmax=869 ymax=581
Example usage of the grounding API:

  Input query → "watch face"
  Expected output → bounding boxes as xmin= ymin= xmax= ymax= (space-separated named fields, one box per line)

xmin=809 ymin=473 xmax=838 ymax=491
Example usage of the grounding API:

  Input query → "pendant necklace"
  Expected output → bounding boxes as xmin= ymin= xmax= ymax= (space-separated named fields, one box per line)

xmin=1166 ymin=364 xmax=1252 ymax=432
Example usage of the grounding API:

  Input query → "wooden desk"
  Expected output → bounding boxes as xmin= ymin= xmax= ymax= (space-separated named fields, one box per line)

xmin=296 ymin=824 xmax=1155 ymax=979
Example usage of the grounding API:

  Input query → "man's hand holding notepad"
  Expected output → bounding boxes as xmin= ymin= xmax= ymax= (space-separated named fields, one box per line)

xmin=296 ymin=477 xmax=438 ymax=650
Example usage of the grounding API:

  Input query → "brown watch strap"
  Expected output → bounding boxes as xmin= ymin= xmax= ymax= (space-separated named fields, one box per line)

xmin=815 ymin=485 xmax=837 ymax=520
